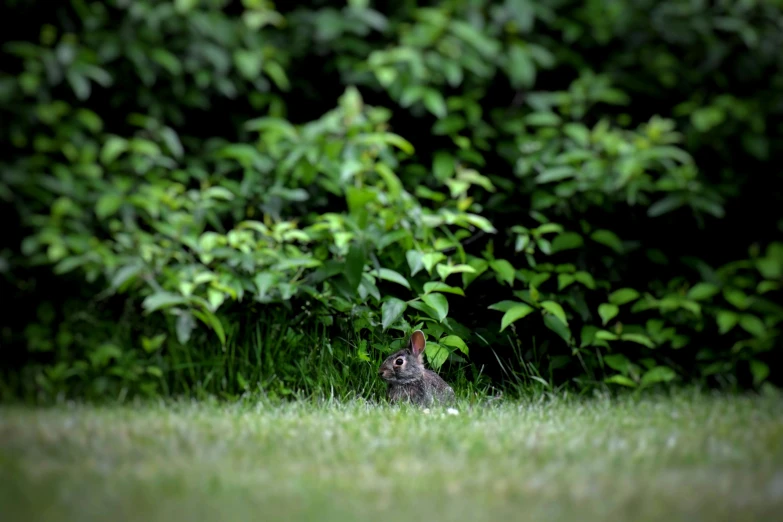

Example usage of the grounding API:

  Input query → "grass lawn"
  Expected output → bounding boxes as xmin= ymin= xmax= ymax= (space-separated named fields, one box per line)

xmin=1 ymin=391 xmax=782 ymax=522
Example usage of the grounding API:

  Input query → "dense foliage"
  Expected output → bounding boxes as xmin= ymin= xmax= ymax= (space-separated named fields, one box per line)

xmin=2 ymin=0 xmax=782 ymax=401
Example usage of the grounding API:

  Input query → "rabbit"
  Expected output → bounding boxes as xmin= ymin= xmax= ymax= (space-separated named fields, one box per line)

xmin=378 ymin=329 xmax=455 ymax=406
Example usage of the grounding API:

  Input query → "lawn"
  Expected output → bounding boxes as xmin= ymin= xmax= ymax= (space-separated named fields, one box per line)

xmin=1 ymin=391 xmax=782 ymax=522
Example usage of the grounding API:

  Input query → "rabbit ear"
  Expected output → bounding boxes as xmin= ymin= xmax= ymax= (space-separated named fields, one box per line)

xmin=409 ymin=330 xmax=426 ymax=360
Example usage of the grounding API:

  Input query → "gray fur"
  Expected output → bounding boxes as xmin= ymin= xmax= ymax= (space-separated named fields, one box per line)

xmin=378 ymin=331 xmax=455 ymax=406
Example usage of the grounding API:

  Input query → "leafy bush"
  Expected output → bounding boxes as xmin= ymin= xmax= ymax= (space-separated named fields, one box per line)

xmin=2 ymin=0 xmax=781 ymax=400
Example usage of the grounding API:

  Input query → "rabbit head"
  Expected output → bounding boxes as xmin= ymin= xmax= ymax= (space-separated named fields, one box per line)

xmin=378 ymin=330 xmax=427 ymax=385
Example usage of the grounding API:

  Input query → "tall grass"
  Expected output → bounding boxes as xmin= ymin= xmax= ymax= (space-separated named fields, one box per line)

xmin=4 ymin=305 xmax=559 ymax=404
xmin=162 ymin=309 xmax=385 ymax=400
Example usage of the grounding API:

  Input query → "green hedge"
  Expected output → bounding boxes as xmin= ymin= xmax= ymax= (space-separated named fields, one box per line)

xmin=2 ymin=0 xmax=782 ymax=400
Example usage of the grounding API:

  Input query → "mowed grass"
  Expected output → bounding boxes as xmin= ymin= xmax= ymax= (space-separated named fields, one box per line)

xmin=1 ymin=391 xmax=782 ymax=522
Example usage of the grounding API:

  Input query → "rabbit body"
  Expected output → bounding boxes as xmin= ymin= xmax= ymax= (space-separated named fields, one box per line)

xmin=378 ymin=330 xmax=455 ymax=406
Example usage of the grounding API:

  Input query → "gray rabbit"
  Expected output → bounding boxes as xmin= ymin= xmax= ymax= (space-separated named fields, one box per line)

xmin=378 ymin=330 xmax=455 ymax=406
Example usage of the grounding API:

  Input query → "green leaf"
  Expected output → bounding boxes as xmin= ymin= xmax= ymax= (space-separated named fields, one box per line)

xmin=449 ymin=19 xmax=501 ymax=58
xmin=739 ymin=314 xmax=766 ymax=337
xmin=550 ymin=232 xmax=583 ymax=253
xmin=605 ymin=375 xmax=637 ymax=387
xmin=244 ymin=117 xmax=298 ymax=139
xmin=436 ymin=264 xmax=477 ymax=280
xmin=757 ymin=281 xmax=780 ymax=294
xmin=620 ymin=333 xmax=655 ymax=348
xmin=345 ymin=187 xmax=374 ymax=217
xmin=378 ymin=132 xmax=414 ymax=155
xmin=595 ymin=330 xmax=619 ymax=341
xmin=203 ymin=187 xmax=235 ymax=201
xmin=574 ymin=271 xmax=596 ymax=289
xmin=422 ymin=252 xmax=446 ymax=274
xmin=129 ymin=138 xmax=162 ymax=157
xmin=543 ymin=314 xmax=571 ymax=344
xmin=647 ymin=194 xmax=686 ymax=217
xmin=433 ymin=151 xmax=455 ymax=180
xmin=95 ymin=193 xmax=124 ymax=219
xmin=508 ymin=43 xmax=536 ymax=88
xmin=723 ymin=288 xmax=749 ymax=310
xmin=375 ymin=163 xmax=402 ymax=200
xmin=424 ymin=342 xmax=449 ymax=370
xmin=378 ymin=230 xmax=408 ymax=251
xmin=691 ymin=106 xmax=725 ymax=132
xmin=716 ymin=310 xmax=739 ymax=334
xmin=580 ymin=324 xmax=608 ymax=348
xmin=406 ymin=250 xmax=424 ymax=276
xmin=176 ymin=311 xmax=195 ymax=344
xmin=100 ymin=136 xmax=128 ymax=164
xmin=462 ymin=257 xmax=488 ymax=287
xmin=191 ymin=308 xmax=226 ymax=346
xmin=756 ymin=257 xmax=782 ymax=280
xmin=407 ymin=299 xmax=438 ymax=321
xmin=603 ymin=354 xmax=632 ymax=374
xmin=66 ymin=70 xmax=91 ymax=100
xmin=640 ymin=366 xmax=677 ymax=386
xmin=421 ymin=293 xmax=449 ymax=322
xmin=500 ymin=303 xmax=535 ymax=331
xmin=440 ymin=335 xmax=469 ymax=355
xmin=141 ymin=333 xmax=166 ymax=353
xmin=75 ymin=109 xmax=103 ymax=133
xmin=690 ymin=196 xmax=725 ymax=218
xmin=374 ymin=66 xmax=397 ymax=87
xmin=687 ymin=282 xmax=719 ymax=301
xmin=541 ymin=300 xmax=568 ymax=326
xmin=254 ymin=272 xmax=275 ymax=299
xmin=490 ymin=259 xmax=516 ymax=286
xmin=590 ymin=229 xmax=623 ymax=253
xmin=151 ymin=48 xmax=182 ymax=75
xmin=234 ymin=49 xmax=263 ymax=79
xmin=463 ymin=214 xmax=497 ymax=233
xmin=53 ymin=256 xmax=86 ymax=275
xmin=375 ymin=268 xmax=410 ymax=289
xmin=760 ymin=242 xmax=783 ymax=278
xmin=381 ymin=298 xmax=407 ymax=330
xmin=264 ymin=61 xmax=290 ymax=91
xmin=207 ymin=289 xmax=225 ymax=311
xmin=507 ymin=0 xmax=535 ymax=31
xmin=488 ymin=300 xmax=520 ymax=313
xmin=526 ymin=273 xmax=549 ymax=291
xmin=526 ymin=112 xmax=561 ymax=127
xmin=432 ymin=114 xmax=466 ymax=135
xmin=608 ymin=288 xmax=640 ymax=306
xmin=679 ymin=299 xmax=702 ymax=318
xmin=160 ymin=127 xmax=184 ymax=159
xmin=422 ymin=89 xmax=447 ymax=118
xmin=142 ymin=292 xmax=187 ymax=313
xmin=90 ymin=343 xmax=123 ymax=367
xmin=535 ymin=223 xmax=564 ymax=235
xmin=111 ymin=264 xmax=143 ymax=290
xmin=598 ymin=303 xmax=619 ymax=325
xmin=750 ymin=360 xmax=770 ymax=386
xmin=423 ymin=282 xmax=465 ymax=296
xmin=175 ymin=0 xmax=198 ymax=13
xmin=645 ymin=146 xmax=692 ymax=164
xmin=344 ymin=243 xmax=365 ymax=292
xmin=535 ymin=166 xmax=574 ymax=184
xmin=558 ymin=274 xmax=575 ymax=290
xmin=563 ymin=123 xmax=590 ymax=147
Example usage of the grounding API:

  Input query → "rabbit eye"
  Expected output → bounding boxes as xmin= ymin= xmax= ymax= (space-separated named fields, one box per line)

xmin=394 ymin=358 xmax=404 ymax=366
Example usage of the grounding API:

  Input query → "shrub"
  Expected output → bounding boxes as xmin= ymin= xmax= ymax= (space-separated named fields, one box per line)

xmin=2 ymin=0 xmax=781 ymax=400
